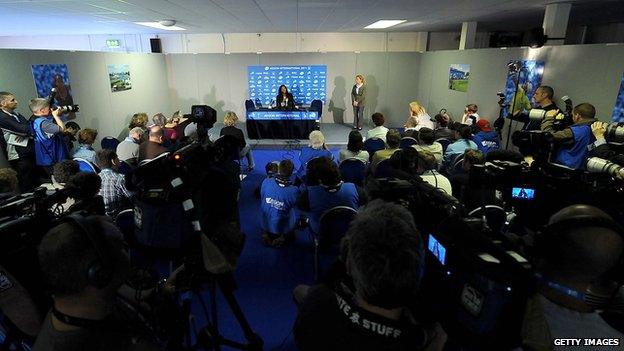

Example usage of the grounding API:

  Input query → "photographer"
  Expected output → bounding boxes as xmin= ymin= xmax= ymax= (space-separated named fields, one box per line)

xmin=0 ymin=91 xmax=36 ymax=191
xmin=294 ymin=200 xmax=446 ymax=350
xmin=522 ymin=205 xmax=624 ymax=349
xmin=541 ymin=103 xmax=597 ymax=169
xmin=29 ymin=98 xmax=68 ymax=174
xmin=34 ymin=215 xmax=163 ymax=351
xmin=518 ymin=85 xmax=559 ymax=131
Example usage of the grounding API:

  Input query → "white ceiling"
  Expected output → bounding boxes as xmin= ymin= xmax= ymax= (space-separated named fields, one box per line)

xmin=0 ymin=0 xmax=621 ymax=35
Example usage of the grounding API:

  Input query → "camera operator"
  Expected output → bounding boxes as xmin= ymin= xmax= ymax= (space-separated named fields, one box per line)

xmin=510 ymin=85 xmax=559 ymax=130
xmin=298 ymin=157 xmax=364 ymax=234
xmin=541 ymin=103 xmax=597 ymax=170
xmin=522 ymin=205 xmax=624 ymax=349
xmin=33 ymin=215 xmax=164 ymax=351
xmin=29 ymin=98 xmax=68 ymax=175
xmin=294 ymin=200 xmax=446 ymax=350
xmin=0 ymin=91 xmax=36 ymax=191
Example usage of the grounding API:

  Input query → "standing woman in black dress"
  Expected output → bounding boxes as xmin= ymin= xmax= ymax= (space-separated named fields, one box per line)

xmin=351 ymin=74 xmax=366 ymax=130
xmin=276 ymin=85 xmax=295 ymax=110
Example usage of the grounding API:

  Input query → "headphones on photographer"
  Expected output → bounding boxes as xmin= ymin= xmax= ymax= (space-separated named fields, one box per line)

xmin=57 ymin=212 xmax=114 ymax=289
xmin=275 ymin=175 xmax=292 ymax=187
xmin=534 ymin=205 xmax=624 ymax=307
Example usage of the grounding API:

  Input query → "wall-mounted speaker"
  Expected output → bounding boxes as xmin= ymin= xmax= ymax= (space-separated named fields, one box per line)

xmin=150 ymin=38 xmax=162 ymax=53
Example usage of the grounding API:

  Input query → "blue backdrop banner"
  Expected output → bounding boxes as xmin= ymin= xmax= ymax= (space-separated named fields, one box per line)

xmin=248 ymin=65 xmax=327 ymax=106
xmin=503 ymin=60 xmax=545 ymax=117
xmin=612 ymin=73 xmax=624 ymax=122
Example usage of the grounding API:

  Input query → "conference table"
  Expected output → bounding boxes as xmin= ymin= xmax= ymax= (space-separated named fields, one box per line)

xmin=245 ymin=108 xmax=319 ymax=140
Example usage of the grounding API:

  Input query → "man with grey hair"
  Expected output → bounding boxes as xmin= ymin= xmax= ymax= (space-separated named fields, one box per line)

xmin=30 ymin=98 xmax=68 ymax=173
xmin=116 ymin=127 xmax=144 ymax=165
xmin=0 ymin=92 xmax=36 ymax=191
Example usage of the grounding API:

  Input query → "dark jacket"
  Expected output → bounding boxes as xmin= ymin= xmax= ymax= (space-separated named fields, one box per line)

xmin=351 ymin=84 xmax=366 ymax=106
xmin=276 ymin=93 xmax=295 ymax=109
xmin=138 ymin=140 xmax=168 ymax=162
xmin=0 ymin=109 xmax=34 ymax=160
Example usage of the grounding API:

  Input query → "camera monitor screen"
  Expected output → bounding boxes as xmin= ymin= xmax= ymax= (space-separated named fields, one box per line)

xmin=511 ymin=187 xmax=535 ymax=200
xmin=248 ymin=65 xmax=327 ymax=106
xmin=428 ymin=234 xmax=447 ymax=266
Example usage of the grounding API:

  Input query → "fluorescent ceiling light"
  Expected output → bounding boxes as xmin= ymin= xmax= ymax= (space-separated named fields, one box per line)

xmin=365 ymin=20 xmax=406 ymax=29
xmin=135 ymin=22 xmax=186 ymax=31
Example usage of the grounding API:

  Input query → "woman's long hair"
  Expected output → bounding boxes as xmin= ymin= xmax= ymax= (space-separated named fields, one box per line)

xmin=347 ymin=130 xmax=364 ymax=153
xmin=279 ymin=85 xmax=289 ymax=96
xmin=409 ymin=101 xmax=427 ymax=117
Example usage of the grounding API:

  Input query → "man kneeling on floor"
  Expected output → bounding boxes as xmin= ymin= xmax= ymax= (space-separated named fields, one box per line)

xmin=260 ymin=159 xmax=300 ymax=248
xmin=293 ymin=199 xmax=447 ymax=350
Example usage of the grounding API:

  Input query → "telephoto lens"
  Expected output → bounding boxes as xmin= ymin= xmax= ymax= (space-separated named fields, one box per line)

xmin=606 ymin=123 xmax=624 ymax=144
xmin=586 ymin=157 xmax=624 ymax=179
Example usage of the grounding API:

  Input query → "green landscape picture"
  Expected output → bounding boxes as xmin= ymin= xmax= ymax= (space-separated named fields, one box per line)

xmin=449 ymin=64 xmax=470 ymax=92
xmin=107 ymin=64 xmax=132 ymax=92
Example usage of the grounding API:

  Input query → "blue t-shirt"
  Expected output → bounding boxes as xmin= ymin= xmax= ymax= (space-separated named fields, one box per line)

xmin=473 ymin=131 xmax=501 ymax=155
xmin=72 ymin=144 xmax=97 ymax=164
xmin=307 ymin=182 xmax=359 ymax=233
xmin=260 ymin=177 xmax=300 ymax=234
xmin=297 ymin=147 xmax=334 ymax=179
xmin=556 ymin=125 xmax=594 ymax=170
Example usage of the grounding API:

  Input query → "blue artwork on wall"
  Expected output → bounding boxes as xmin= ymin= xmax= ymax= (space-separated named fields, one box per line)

xmin=502 ymin=60 xmax=545 ymax=117
xmin=612 ymin=73 xmax=624 ymax=122
xmin=248 ymin=65 xmax=327 ymax=106
xmin=31 ymin=64 xmax=71 ymax=98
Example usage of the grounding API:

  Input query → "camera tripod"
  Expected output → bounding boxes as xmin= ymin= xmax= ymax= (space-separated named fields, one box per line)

xmin=177 ymin=263 xmax=264 ymax=351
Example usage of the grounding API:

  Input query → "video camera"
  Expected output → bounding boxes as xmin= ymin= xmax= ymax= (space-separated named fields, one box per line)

xmin=46 ymin=88 xmax=79 ymax=113
xmin=366 ymin=176 xmax=533 ymax=349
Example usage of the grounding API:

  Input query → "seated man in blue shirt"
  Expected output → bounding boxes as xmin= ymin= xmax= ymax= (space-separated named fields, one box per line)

xmin=473 ymin=119 xmax=501 ymax=155
xmin=442 ymin=125 xmax=477 ymax=172
xmin=298 ymin=157 xmax=365 ymax=234
xmin=29 ymin=98 xmax=68 ymax=174
xmin=260 ymin=159 xmax=300 ymax=248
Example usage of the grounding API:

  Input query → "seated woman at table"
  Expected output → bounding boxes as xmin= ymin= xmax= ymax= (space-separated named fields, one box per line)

xmin=276 ymin=85 xmax=295 ymax=110
xmin=296 ymin=130 xmax=333 ymax=181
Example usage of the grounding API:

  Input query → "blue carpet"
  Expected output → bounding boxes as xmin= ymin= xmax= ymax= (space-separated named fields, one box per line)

xmin=209 ymin=148 xmax=341 ymax=350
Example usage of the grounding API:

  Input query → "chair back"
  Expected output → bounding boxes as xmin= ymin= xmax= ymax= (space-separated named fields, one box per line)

xmin=318 ymin=206 xmax=358 ymax=251
xmin=400 ymin=137 xmax=418 ymax=149
xmin=436 ymin=138 xmax=452 ymax=153
xmin=468 ymin=205 xmax=507 ymax=234
xmin=101 ymin=136 xmax=120 ymax=150
xmin=339 ymin=158 xmax=366 ymax=186
xmin=374 ymin=158 xmax=394 ymax=178
xmin=310 ymin=100 xmax=323 ymax=118
xmin=245 ymin=99 xmax=255 ymax=111
xmin=364 ymin=138 xmax=385 ymax=161
xmin=118 ymin=160 xmax=133 ymax=175
xmin=450 ymin=155 xmax=465 ymax=175
xmin=73 ymin=158 xmax=99 ymax=173
xmin=115 ymin=208 xmax=138 ymax=247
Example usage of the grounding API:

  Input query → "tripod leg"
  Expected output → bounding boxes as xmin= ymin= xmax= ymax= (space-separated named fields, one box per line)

xmin=217 ymin=275 xmax=264 ymax=350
